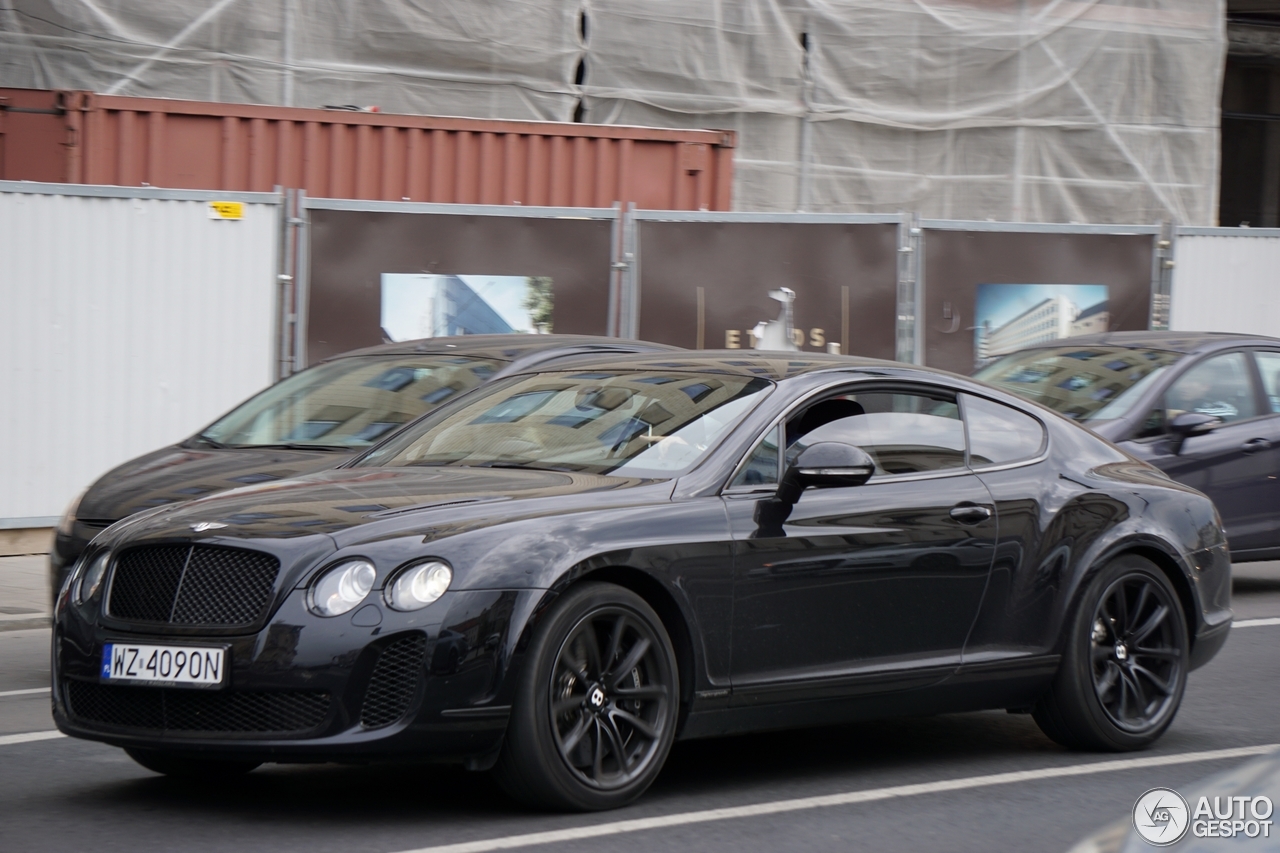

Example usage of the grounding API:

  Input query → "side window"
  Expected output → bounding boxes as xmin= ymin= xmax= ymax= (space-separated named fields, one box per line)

xmin=962 ymin=394 xmax=1046 ymax=467
xmin=730 ymin=424 xmax=781 ymax=487
xmin=1164 ymin=352 xmax=1258 ymax=425
xmin=1253 ymin=351 xmax=1280 ymax=413
xmin=786 ymin=390 xmax=965 ymax=477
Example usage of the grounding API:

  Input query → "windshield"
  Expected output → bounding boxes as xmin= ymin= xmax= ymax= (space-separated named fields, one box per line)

xmin=199 ymin=354 xmax=505 ymax=448
xmin=973 ymin=346 xmax=1182 ymax=421
xmin=358 ymin=370 xmax=772 ymax=477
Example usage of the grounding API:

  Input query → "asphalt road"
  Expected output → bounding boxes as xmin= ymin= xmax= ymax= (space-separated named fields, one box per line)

xmin=4 ymin=565 xmax=1280 ymax=853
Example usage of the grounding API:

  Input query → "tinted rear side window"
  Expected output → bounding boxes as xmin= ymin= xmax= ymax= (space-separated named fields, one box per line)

xmin=963 ymin=394 xmax=1046 ymax=467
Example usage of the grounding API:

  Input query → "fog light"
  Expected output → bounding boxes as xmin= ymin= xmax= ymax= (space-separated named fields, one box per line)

xmin=309 ymin=560 xmax=376 ymax=616
xmin=387 ymin=561 xmax=452 ymax=611
xmin=74 ymin=552 xmax=109 ymax=605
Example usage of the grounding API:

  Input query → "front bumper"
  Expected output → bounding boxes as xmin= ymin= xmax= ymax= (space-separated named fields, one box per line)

xmin=52 ymin=587 xmax=541 ymax=763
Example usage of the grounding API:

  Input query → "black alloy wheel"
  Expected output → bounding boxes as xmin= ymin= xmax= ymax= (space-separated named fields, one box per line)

xmin=1089 ymin=573 xmax=1184 ymax=732
xmin=494 ymin=582 xmax=679 ymax=810
xmin=1033 ymin=554 xmax=1189 ymax=751
xmin=550 ymin=606 xmax=671 ymax=790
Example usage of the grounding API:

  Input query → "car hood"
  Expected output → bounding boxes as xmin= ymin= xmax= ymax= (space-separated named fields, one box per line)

xmin=77 ymin=445 xmax=353 ymax=523
xmin=104 ymin=466 xmax=670 ymax=547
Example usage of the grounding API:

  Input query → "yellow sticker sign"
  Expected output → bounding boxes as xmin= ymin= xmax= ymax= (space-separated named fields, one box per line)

xmin=208 ymin=201 xmax=244 ymax=220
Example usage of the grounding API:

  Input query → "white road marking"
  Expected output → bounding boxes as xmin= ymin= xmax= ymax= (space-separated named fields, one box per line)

xmin=0 ymin=687 xmax=50 ymax=698
xmin=1235 ymin=617 xmax=1280 ymax=628
xmin=0 ymin=730 xmax=65 ymax=747
xmin=391 ymin=744 xmax=1279 ymax=853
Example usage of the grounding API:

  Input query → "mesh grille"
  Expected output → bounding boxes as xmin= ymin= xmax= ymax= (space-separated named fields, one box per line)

xmin=65 ymin=680 xmax=330 ymax=736
xmin=360 ymin=634 xmax=427 ymax=729
xmin=108 ymin=545 xmax=280 ymax=627
xmin=171 ymin=548 xmax=279 ymax=625
xmin=108 ymin=546 xmax=189 ymax=623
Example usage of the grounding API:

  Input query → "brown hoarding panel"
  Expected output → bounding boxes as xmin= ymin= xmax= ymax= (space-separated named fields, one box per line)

xmin=306 ymin=209 xmax=613 ymax=364
xmin=922 ymin=229 xmax=1155 ymax=375
xmin=0 ymin=88 xmax=734 ymax=210
xmin=636 ymin=221 xmax=899 ymax=359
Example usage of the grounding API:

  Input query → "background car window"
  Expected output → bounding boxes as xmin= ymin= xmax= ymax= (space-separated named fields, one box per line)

xmin=730 ymin=424 xmax=781 ymax=487
xmin=1163 ymin=352 xmax=1258 ymax=424
xmin=200 ymin=354 xmax=505 ymax=448
xmin=785 ymin=391 xmax=965 ymax=476
xmin=974 ymin=346 xmax=1181 ymax=422
xmin=962 ymin=394 xmax=1045 ymax=467
xmin=1253 ymin=351 xmax=1280 ymax=413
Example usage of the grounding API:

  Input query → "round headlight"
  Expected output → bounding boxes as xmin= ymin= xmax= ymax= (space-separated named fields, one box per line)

xmin=386 ymin=561 xmax=452 ymax=611
xmin=74 ymin=552 xmax=109 ymax=605
xmin=308 ymin=560 xmax=376 ymax=617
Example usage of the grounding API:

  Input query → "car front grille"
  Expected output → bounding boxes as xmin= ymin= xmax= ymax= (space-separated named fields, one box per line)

xmin=107 ymin=545 xmax=280 ymax=627
xmin=360 ymin=634 xmax=428 ymax=729
xmin=64 ymin=680 xmax=330 ymax=736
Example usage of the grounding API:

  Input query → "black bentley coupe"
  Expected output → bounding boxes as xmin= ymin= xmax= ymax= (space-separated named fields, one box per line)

xmin=53 ymin=352 xmax=1231 ymax=811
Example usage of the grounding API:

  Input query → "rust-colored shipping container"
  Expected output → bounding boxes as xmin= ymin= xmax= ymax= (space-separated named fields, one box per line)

xmin=0 ymin=88 xmax=734 ymax=209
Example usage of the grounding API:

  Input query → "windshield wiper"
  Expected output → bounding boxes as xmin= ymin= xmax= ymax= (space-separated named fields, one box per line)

xmin=234 ymin=442 xmax=352 ymax=452
xmin=468 ymin=461 xmax=578 ymax=473
xmin=189 ymin=434 xmax=231 ymax=449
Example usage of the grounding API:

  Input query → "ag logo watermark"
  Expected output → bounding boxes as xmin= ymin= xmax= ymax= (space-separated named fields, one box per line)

xmin=1133 ymin=788 xmax=1190 ymax=846
xmin=1133 ymin=788 xmax=1274 ymax=845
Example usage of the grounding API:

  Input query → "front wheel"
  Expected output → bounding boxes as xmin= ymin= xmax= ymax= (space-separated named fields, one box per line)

xmin=493 ymin=582 xmax=679 ymax=811
xmin=1034 ymin=554 xmax=1189 ymax=751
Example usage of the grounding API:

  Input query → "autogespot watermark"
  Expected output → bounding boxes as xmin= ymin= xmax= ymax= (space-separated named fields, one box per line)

xmin=1132 ymin=787 xmax=1274 ymax=846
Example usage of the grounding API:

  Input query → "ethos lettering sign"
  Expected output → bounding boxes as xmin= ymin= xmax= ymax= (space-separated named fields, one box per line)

xmin=634 ymin=220 xmax=900 ymax=360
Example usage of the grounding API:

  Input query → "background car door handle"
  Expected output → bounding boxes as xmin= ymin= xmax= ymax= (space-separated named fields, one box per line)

xmin=950 ymin=504 xmax=992 ymax=524
xmin=1242 ymin=437 xmax=1273 ymax=454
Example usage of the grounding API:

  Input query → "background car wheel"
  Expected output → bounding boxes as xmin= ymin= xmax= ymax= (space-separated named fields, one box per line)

xmin=494 ymin=581 xmax=679 ymax=811
xmin=124 ymin=747 xmax=261 ymax=778
xmin=1033 ymin=554 xmax=1188 ymax=751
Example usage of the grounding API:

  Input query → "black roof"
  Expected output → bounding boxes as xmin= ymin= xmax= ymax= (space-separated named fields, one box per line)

xmin=513 ymin=349 xmax=912 ymax=380
xmin=325 ymin=334 xmax=681 ymax=363
xmin=1013 ymin=330 xmax=1280 ymax=355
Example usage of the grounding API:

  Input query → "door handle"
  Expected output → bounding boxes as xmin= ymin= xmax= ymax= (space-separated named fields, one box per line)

xmin=950 ymin=504 xmax=992 ymax=525
xmin=1242 ymin=437 xmax=1273 ymax=454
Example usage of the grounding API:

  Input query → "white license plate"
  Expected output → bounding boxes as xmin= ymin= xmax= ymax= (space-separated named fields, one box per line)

xmin=101 ymin=643 xmax=226 ymax=687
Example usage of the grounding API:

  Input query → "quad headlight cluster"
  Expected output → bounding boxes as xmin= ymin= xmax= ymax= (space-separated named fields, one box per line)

xmin=307 ymin=559 xmax=452 ymax=616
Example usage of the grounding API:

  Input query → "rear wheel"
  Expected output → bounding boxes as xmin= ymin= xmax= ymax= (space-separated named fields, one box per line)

xmin=125 ymin=747 xmax=261 ymax=778
xmin=493 ymin=582 xmax=679 ymax=811
xmin=1034 ymin=554 xmax=1188 ymax=751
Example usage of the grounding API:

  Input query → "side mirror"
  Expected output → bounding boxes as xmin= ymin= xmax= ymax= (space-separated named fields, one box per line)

xmin=1167 ymin=411 xmax=1218 ymax=455
xmin=778 ymin=441 xmax=875 ymax=503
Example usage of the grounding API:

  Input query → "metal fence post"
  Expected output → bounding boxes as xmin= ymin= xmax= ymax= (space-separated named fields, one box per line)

xmin=1150 ymin=220 xmax=1175 ymax=331
xmin=607 ymin=201 xmax=623 ymax=337
xmin=896 ymin=213 xmax=922 ymax=364
xmin=622 ymin=202 xmax=640 ymax=339
xmin=292 ymin=190 xmax=309 ymax=371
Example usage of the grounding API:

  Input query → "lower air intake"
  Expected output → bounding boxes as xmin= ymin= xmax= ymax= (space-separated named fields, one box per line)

xmin=65 ymin=681 xmax=330 ymax=736
xmin=360 ymin=634 xmax=428 ymax=729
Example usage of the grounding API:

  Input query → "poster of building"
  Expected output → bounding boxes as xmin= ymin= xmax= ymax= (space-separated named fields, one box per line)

xmin=973 ymin=283 xmax=1110 ymax=370
xmin=379 ymin=274 xmax=553 ymax=342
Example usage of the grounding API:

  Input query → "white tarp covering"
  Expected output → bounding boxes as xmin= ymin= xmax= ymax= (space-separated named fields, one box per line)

xmin=0 ymin=0 xmax=1226 ymax=223
xmin=0 ymin=0 xmax=583 ymax=119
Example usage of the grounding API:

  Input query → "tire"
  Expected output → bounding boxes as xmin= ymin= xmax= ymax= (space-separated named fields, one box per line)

xmin=493 ymin=582 xmax=679 ymax=811
xmin=125 ymin=747 xmax=261 ymax=778
xmin=1033 ymin=554 xmax=1189 ymax=751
